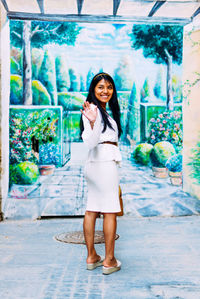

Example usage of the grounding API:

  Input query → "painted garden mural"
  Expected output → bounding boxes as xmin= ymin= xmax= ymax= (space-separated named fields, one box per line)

xmin=6 ymin=19 xmax=200 ymax=218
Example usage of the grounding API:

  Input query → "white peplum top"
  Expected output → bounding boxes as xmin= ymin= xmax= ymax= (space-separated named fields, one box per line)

xmin=81 ymin=104 xmax=122 ymax=163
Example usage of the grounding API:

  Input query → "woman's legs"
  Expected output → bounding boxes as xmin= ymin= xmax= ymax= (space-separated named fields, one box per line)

xmin=103 ymin=213 xmax=118 ymax=267
xmin=83 ymin=211 xmax=101 ymax=264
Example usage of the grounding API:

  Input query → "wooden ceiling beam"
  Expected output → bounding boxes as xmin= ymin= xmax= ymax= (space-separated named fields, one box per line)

xmin=7 ymin=12 xmax=191 ymax=26
xmin=192 ymin=6 xmax=200 ymax=19
xmin=148 ymin=1 xmax=166 ymax=17
xmin=0 ymin=0 xmax=9 ymax=12
xmin=37 ymin=0 xmax=44 ymax=14
xmin=113 ymin=0 xmax=121 ymax=16
xmin=77 ymin=0 xmax=84 ymax=15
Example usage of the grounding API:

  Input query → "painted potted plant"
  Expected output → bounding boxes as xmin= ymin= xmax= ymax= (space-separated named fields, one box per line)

xmin=150 ymin=141 xmax=176 ymax=178
xmin=166 ymin=154 xmax=182 ymax=185
xmin=31 ymin=110 xmax=59 ymax=175
xmin=38 ymin=143 xmax=60 ymax=175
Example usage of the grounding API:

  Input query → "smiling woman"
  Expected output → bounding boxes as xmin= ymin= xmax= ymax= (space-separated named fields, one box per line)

xmin=80 ymin=72 xmax=122 ymax=275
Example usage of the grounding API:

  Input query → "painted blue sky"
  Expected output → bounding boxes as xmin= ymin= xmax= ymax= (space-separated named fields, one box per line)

xmin=48 ymin=23 xmax=182 ymax=95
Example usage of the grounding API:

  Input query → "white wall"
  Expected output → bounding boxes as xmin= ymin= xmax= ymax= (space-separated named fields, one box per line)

xmin=182 ymin=15 xmax=200 ymax=199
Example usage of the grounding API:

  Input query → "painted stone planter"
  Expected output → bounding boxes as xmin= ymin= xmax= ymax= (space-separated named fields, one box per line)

xmin=152 ymin=166 xmax=168 ymax=179
xmin=169 ymin=171 xmax=182 ymax=186
xmin=39 ymin=165 xmax=55 ymax=175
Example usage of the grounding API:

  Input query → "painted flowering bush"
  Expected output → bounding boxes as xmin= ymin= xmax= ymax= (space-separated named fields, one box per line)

xmin=147 ymin=110 xmax=183 ymax=151
xmin=9 ymin=109 xmax=59 ymax=164
xmin=10 ymin=116 xmax=36 ymax=164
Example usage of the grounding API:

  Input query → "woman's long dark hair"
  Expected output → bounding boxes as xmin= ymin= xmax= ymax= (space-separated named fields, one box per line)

xmin=80 ymin=72 xmax=122 ymax=138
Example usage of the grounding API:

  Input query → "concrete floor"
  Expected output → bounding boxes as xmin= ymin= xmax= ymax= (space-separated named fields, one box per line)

xmin=0 ymin=215 xmax=200 ymax=298
xmin=2 ymin=143 xmax=200 ymax=298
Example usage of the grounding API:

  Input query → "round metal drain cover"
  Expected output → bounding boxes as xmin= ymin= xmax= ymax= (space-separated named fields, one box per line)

xmin=54 ymin=230 xmax=119 ymax=244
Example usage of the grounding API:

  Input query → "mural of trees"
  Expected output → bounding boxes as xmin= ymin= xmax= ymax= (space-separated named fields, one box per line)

xmin=9 ymin=22 xmax=184 ymax=144
xmin=130 ymin=24 xmax=183 ymax=110
xmin=10 ymin=20 xmax=81 ymax=104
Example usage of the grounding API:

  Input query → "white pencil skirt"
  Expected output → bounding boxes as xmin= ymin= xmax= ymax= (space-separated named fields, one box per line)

xmin=84 ymin=160 xmax=121 ymax=213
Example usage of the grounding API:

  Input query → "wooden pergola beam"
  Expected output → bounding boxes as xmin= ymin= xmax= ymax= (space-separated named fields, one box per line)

xmin=77 ymin=0 xmax=84 ymax=15
xmin=192 ymin=6 xmax=200 ymax=19
xmin=7 ymin=11 xmax=191 ymax=25
xmin=37 ymin=0 xmax=44 ymax=14
xmin=0 ymin=0 xmax=9 ymax=12
xmin=148 ymin=1 xmax=166 ymax=17
xmin=113 ymin=0 xmax=121 ymax=16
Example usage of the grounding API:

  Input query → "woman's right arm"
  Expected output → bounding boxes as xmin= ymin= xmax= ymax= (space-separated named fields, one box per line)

xmin=81 ymin=105 xmax=102 ymax=149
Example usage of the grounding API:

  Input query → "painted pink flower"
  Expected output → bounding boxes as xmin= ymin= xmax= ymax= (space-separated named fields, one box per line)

xmin=174 ymin=123 xmax=180 ymax=130
xmin=162 ymin=120 xmax=167 ymax=124
xmin=173 ymin=111 xmax=181 ymax=119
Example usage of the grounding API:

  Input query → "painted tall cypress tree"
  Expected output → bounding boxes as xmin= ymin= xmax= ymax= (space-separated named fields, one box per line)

xmin=113 ymin=56 xmax=133 ymax=91
xmin=140 ymin=78 xmax=150 ymax=102
xmin=69 ymin=68 xmax=80 ymax=92
xmin=38 ymin=50 xmax=57 ymax=105
xmin=86 ymin=68 xmax=95 ymax=91
xmin=55 ymin=54 xmax=70 ymax=92
xmin=125 ymin=82 xmax=140 ymax=143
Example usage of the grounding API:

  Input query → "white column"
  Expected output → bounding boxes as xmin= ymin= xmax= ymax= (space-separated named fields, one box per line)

xmin=0 ymin=4 xmax=10 ymax=220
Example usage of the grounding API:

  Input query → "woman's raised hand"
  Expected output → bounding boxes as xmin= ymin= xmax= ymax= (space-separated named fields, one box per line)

xmin=80 ymin=101 xmax=97 ymax=124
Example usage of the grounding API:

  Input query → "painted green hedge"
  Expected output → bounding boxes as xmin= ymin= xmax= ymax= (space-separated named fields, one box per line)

xmin=58 ymin=92 xmax=86 ymax=111
xmin=32 ymin=80 xmax=51 ymax=105
xmin=10 ymin=57 xmax=20 ymax=75
xmin=10 ymin=74 xmax=23 ymax=105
